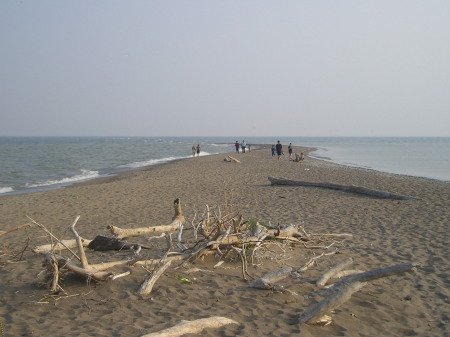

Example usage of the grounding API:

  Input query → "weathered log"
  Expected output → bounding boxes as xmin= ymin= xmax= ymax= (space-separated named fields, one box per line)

xmin=33 ymin=238 xmax=92 ymax=254
xmin=268 ymin=177 xmax=415 ymax=200
xmin=299 ymin=281 xmax=366 ymax=324
xmin=44 ymin=253 xmax=60 ymax=293
xmin=69 ymin=216 xmax=88 ymax=269
xmin=324 ymin=262 xmax=419 ymax=295
xmin=249 ymin=267 xmax=293 ymax=289
xmin=316 ymin=257 xmax=354 ymax=287
xmin=137 ymin=260 xmax=172 ymax=295
xmin=140 ymin=316 xmax=239 ymax=337
xmin=108 ymin=198 xmax=185 ymax=239
xmin=58 ymin=258 xmax=114 ymax=281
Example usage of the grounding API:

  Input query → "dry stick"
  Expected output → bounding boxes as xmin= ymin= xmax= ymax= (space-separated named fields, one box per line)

xmin=299 ymin=281 xmax=366 ymax=324
xmin=69 ymin=216 xmax=88 ymax=269
xmin=249 ymin=266 xmax=293 ymax=289
xmin=140 ymin=316 xmax=239 ymax=337
xmin=316 ymin=257 xmax=354 ymax=287
xmin=0 ymin=223 xmax=32 ymax=238
xmin=298 ymin=250 xmax=339 ymax=272
xmin=27 ymin=216 xmax=81 ymax=262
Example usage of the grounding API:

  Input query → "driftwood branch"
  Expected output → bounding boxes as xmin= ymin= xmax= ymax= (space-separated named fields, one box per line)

xmin=33 ymin=238 xmax=92 ymax=254
xmin=299 ymin=281 xmax=366 ymax=324
xmin=0 ymin=223 xmax=32 ymax=238
xmin=108 ymin=198 xmax=185 ymax=239
xmin=69 ymin=216 xmax=88 ymax=269
xmin=137 ymin=260 xmax=172 ymax=295
xmin=141 ymin=316 xmax=239 ymax=337
xmin=268 ymin=176 xmax=415 ymax=200
xmin=316 ymin=257 xmax=354 ymax=287
xmin=249 ymin=267 xmax=293 ymax=289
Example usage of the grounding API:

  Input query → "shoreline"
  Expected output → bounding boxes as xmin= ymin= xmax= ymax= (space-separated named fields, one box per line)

xmin=0 ymin=145 xmax=449 ymax=336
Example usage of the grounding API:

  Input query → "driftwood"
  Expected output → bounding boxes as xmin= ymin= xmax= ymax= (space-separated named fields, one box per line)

xmin=316 ymin=257 xmax=354 ymax=287
xmin=137 ymin=260 xmax=172 ymax=295
xmin=249 ymin=267 xmax=293 ymax=290
xmin=324 ymin=262 xmax=419 ymax=295
xmin=299 ymin=262 xmax=419 ymax=325
xmin=0 ymin=223 xmax=32 ymax=238
xmin=141 ymin=316 xmax=239 ymax=337
xmin=268 ymin=176 xmax=415 ymax=200
xmin=226 ymin=155 xmax=241 ymax=163
xmin=108 ymin=198 xmax=185 ymax=239
xmin=33 ymin=238 xmax=92 ymax=254
xmin=299 ymin=281 xmax=366 ymax=324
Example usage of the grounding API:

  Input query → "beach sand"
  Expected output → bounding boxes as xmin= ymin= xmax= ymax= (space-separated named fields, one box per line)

xmin=0 ymin=146 xmax=449 ymax=336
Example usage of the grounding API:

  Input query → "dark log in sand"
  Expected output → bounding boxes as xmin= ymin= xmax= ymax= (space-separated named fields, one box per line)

xmin=268 ymin=177 xmax=415 ymax=200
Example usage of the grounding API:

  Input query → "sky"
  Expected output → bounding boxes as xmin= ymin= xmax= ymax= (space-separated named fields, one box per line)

xmin=1 ymin=1 xmax=449 ymax=137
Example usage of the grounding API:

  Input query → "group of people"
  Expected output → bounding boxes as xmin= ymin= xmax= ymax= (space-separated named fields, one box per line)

xmin=234 ymin=140 xmax=251 ymax=153
xmin=191 ymin=144 xmax=201 ymax=157
xmin=271 ymin=141 xmax=295 ymax=161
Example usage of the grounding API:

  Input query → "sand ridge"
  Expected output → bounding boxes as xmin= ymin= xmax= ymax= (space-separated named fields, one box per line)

xmin=0 ymin=146 xmax=449 ymax=336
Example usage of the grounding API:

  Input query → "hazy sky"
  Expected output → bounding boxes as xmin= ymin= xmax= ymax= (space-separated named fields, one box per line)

xmin=1 ymin=1 xmax=449 ymax=137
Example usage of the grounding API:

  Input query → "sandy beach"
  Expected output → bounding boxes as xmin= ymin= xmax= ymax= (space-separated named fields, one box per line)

xmin=0 ymin=146 xmax=449 ymax=337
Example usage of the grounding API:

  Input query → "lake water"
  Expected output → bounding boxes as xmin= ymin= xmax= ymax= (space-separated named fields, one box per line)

xmin=0 ymin=136 xmax=448 ymax=195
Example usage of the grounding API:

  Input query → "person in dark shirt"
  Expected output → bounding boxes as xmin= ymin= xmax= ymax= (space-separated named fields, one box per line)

xmin=275 ymin=140 xmax=283 ymax=160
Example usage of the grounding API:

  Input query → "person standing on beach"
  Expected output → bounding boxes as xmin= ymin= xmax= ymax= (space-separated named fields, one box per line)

xmin=192 ymin=145 xmax=196 ymax=157
xmin=241 ymin=140 xmax=247 ymax=153
xmin=271 ymin=145 xmax=276 ymax=158
xmin=196 ymin=144 xmax=201 ymax=156
xmin=288 ymin=143 xmax=293 ymax=161
xmin=275 ymin=140 xmax=283 ymax=160
xmin=235 ymin=141 xmax=240 ymax=153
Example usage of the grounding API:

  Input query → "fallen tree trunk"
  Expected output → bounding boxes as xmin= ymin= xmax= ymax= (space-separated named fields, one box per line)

xmin=108 ymin=198 xmax=185 ymax=239
xmin=268 ymin=177 xmax=415 ymax=200
xmin=299 ymin=281 xmax=366 ymax=324
xmin=141 ymin=316 xmax=239 ymax=337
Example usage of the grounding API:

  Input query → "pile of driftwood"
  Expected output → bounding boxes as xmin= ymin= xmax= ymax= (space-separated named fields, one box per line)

xmin=16 ymin=197 xmax=418 ymax=335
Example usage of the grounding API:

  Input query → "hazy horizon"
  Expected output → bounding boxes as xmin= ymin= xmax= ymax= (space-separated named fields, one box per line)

xmin=1 ymin=1 xmax=449 ymax=137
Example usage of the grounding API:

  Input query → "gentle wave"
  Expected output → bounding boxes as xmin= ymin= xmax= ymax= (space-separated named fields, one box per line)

xmin=0 ymin=186 xmax=14 ymax=194
xmin=24 ymin=169 xmax=99 ymax=189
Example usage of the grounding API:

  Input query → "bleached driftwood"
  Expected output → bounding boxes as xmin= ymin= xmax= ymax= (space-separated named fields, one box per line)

xmin=137 ymin=260 xmax=172 ymax=295
xmin=299 ymin=281 xmax=366 ymax=324
xmin=324 ymin=262 xmax=419 ymax=295
xmin=249 ymin=267 xmax=293 ymax=289
xmin=227 ymin=155 xmax=241 ymax=163
xmin=268 ymin=177 xmax=415 ymax=200
xmin=316 ymin=257 xmax=354 ymax=287
xmin=141 ymin=316 xmax=239 ymax=337
xmin=108 ymin=198 xmax=185 ymax=239
xmin=300 ymin=262 xmax=419 ymax=325
xmin=33 ymin=238 xmax=92 ymax=254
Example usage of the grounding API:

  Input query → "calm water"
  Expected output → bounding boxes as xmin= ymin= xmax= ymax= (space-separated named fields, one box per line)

xmin=0 ymin=137 xmax=449 ymax=195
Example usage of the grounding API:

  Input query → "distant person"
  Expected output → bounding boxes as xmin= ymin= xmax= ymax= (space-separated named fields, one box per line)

xmin=271 ymin=145 xmax=276 ymax=158
xmin=196 ymin=144 xmax=201 ymax=156
xmin=235 ymin=141 xmax=240 ymax=153
xmin=275 ymin=140 xmax=283 ymax=160
xmin=241 ymin=140 xmax=247 ymax=153
xmin=288 ymin=143 xmax=293 ymax=161
xmin=192 ymin=145 xmax=196 ymax=157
